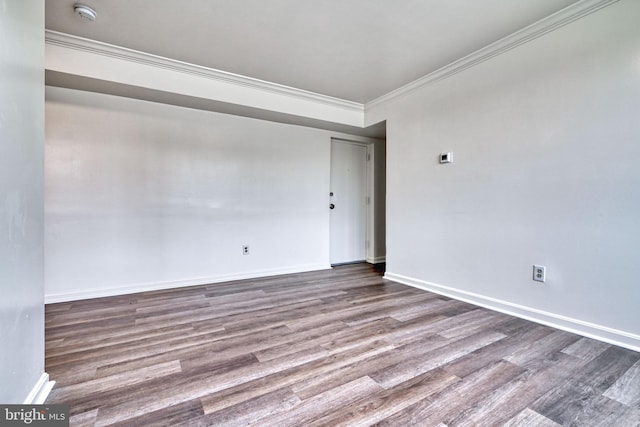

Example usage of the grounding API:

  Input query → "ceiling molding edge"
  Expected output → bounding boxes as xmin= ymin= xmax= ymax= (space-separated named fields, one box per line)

xmin=365 ymin=0 xmax=620 ymax=111
xmin=44 ymin=30 xmax=364 ymax=114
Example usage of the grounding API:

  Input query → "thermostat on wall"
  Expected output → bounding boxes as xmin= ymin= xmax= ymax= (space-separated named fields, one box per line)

xmin=440 ymin=152 xmax=453 ymax=164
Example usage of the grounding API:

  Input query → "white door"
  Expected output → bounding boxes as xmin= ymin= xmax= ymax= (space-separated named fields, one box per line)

xmin=330 ymin=140 xmax=367 ymax=264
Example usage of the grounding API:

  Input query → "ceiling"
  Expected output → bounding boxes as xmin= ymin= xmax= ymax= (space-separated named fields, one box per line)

xmin=46 ymin=0 xmax=580 ymax=104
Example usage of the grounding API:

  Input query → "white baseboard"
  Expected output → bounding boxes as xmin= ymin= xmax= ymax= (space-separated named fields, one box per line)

xmin=385 ymin=272 xmax=640 ymax=353
xmin=24 ymin=373 xmax=55 ymax=404
xmin=366 ymin=256 xmax=386 ymax=264
xmin=45 ymin=264 xmax=331 ymax=303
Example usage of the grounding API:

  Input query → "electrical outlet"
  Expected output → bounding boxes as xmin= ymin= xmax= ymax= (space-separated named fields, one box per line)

xmin=533 ymin=265 xmax=546 ymax=282
xmin=242 ymin=245 xmax=250 ymax=255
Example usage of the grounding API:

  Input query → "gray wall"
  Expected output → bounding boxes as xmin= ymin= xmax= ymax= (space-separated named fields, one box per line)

xmin=374 ymin=138 xmax=386 ymax=262
xmin=45 ymin=87 xmax=382 ymax=301
xmin=0 ymin=0 xmax=46 ymax=403
xmin=369 ymin=0 xmax=640 ymax=349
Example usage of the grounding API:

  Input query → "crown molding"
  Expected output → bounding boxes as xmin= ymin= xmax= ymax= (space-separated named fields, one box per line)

xmin=366 ymin=0 xmax=620 ymax=111
xmin=46 ymin=0 xmax=618 ymax=120
xmin=45 ymin=30 xmax=363 ymax=114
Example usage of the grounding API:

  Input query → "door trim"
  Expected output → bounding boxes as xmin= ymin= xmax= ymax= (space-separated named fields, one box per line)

xmin=330 ymin=137 xmax=376 ymax=265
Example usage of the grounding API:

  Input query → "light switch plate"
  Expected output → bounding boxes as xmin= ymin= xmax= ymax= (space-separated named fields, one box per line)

xmin=440 ymin=152 xmax=453 ymax=164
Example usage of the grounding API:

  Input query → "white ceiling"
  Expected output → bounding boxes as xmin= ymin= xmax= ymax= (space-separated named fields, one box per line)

xmin=46 ymin=0 xmax=580 ymax=104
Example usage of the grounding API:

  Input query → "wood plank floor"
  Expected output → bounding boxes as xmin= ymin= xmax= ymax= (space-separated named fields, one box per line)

xmin=45 ymin=263 xmax=640 ymax=426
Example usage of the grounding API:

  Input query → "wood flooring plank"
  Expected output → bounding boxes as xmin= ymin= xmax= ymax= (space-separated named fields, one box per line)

xmin=603 ymin=358 xmax=640 ymax=406
xmin=337 ymin=292 xmax=444 ymax=326
xmin=133 ymin=298 xmax=275 ymax=326
xmin=46 ymin=323 xmax=198 ymax=358
xmin=131 ymin=292 xmax=208 ymax=310
xmin=90 ymin=323 xmax=288 ymax=378
xmin=68 ymin=408 xmax=98 ymax=427
xmin=369 ymin=330 xmax=506 ymax=389
xmin=214 ymin=299 xmax=331 ymax=333
xmin=45 ymin=305 xmax=137 ymax=328
xmin=46 ymin=314 xmax=136 ymax=341
xmin=381 ymin=308 xmax=489 ymax=345
xmin=531 ymin=346 xmax=640 ymax=424
xmin=284 ymin=291 xmax=439 ymax=331
xmin=307 ymin=368 xmax=459 ymax=427
xmin=444 ymin=323 xmax=553 ymax=378
xmin=375 ymin=360 xmax=525 ymax=427
xmin=389 ymin=297 xmax=462 ymax=322
xmin=503 ymin=408 xmax=561 ymax=427
xmin=45 ymin=302 xmax=73 ymax=313
xmin=561 ymin=336 xmax=612 ymax=362
xmin=332 ymin=288 xmax=417 ymax=306
xmin=91 ymin=346 xmax=329 ymax=426
xmin=199 ymin=340 xmax=395 ymax=415
xmin=504 ymin=329 xmax=581 ymax=366
xmin=92 ymin=339 xmax=243 ymax=379
xmin=438 ymin=310 xmax=511 ymax=339
xmin=205 ymin=289 xmax=267 ymax=304
xmin=49 ymin=319 xmax=302 ymax=370
xmin=44 ymin=262 xmax=640 ymax=426
xmin=319 ymin=316 xmax=403 ymax=354
xmin=45 ymin=338 xmax=66 ymax=349
xmin=107 ymin=399 xmax=205 ymax=427
xmin=178 ymin=350 xmax=258 ymax=374
xmin=553 ymin=394 xmax=640 ymax=427
xmin=46 ymin=365 xmax=97 ymax=388
xmin=133 ymin=299 xmax=212 ymax=318
xmin=51 ymin=360 xmax=181 ymax=403
xmin=251 ymin=321 xmax=350 ymax=362
xmin=291 ymin=334 xmax=442 ymax=400
xmin=181 ymin=387 xmax=300 ymax=427
xmin=446 ymin=352 xmax=584 ymax=426
xmin=253 ymin=376 xmax=383 ymax=427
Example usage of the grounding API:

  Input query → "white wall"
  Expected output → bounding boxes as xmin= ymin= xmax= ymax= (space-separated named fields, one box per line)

xmin=373 ymin=138 xmax=386 ymax=262
xmin=0 ymin=0 xmax=47 ymax=403
xmin=46 ymin=31 xmax=364 ymax=128
xmin=372 ymin=0 xmax=640 ymax=349
xmin=46 ymin=88 xmax=383 ymax=301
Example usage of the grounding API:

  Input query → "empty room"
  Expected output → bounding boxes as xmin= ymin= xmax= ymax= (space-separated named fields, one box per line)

xmin=2 ymin=0 xmax=640 ymax=425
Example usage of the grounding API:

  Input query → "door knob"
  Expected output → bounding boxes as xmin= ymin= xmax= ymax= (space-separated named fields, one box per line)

xmin=329 ymin=203 xmax=335 ymax=210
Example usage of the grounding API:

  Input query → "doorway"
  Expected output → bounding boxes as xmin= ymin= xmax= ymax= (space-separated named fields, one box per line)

xmin=330 ymin=139 xmax=369 ymax=265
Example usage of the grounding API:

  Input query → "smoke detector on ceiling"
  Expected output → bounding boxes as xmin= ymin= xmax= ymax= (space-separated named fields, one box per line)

xmin=74 ymin=4 xmax=97 ymax=22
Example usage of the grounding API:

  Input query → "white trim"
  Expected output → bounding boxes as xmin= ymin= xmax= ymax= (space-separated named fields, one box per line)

xmin=385 ymin=272 xmax=640 ymax=352
xmin=45 ymin=30 xmax=362 ymax=114
xmin=45 ymin=1 xmax=620 ymax=127
xmin=330 ymin=138 xmax=375 ymax=265
xmin=366 ymin=0 xmax=620 ymax=110
xmin=45 ymin=264 xmax=331 ymax=303
xmin=366 ymin=144 xmax=375 ymax=264
xmin=23 ymin=373 xmax=55 ymax=404
xmin=367 ymin=256 xmax=386 ymax=264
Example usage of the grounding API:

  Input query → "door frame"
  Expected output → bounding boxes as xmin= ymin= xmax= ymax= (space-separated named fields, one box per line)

xmin=330 ymin=137 xmax=378 ymax=265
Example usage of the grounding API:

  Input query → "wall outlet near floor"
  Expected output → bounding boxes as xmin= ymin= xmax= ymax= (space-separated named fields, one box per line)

xmin=533 ymin=265 xmax=546 ymax=282
xmin=242 ymin=245 xmax=250 ymax=255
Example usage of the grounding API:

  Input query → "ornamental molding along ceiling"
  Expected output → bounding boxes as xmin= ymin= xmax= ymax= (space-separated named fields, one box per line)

xmin=45 ymin=0 xmax=619 ymax=124
xmin=45 ymin=30 xmax=363 ymax=113
xmin=366 ymin=0 xmax=620 ymax=110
